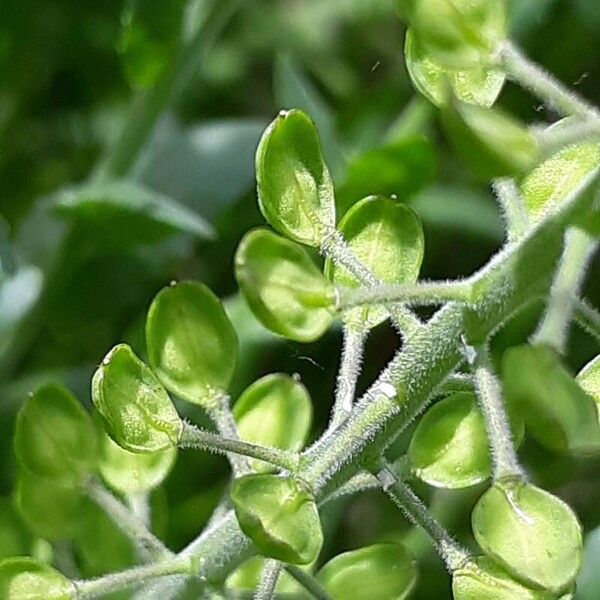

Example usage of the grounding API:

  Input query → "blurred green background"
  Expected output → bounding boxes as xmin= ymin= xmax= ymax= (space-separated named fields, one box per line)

xmin=1 ymin=0 xmax=599 ymax=597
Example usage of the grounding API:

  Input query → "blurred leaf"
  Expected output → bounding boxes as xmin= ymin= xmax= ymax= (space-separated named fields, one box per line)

xmin=577 ymin=526 xmax=600 ymax=600
xmin=0 ymin=218 xmax=16 ymax=281
xmin=0 ymin=498 xmax=31 ymax=559
xmin=55 ymin=180 xmax=214 ymax=248
xmin=274 ymin=53 xmax=345 ymax=180
xmin=134 ymin=116 xmax=266 ymax=220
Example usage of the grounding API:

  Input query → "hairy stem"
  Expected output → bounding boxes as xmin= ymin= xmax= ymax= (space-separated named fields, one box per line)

xmin=535 ymin=118 xmax=600 ymax=155
xmin=336 ymin=280 xmax=474 ymax=311
xmin=500 ymin=41 xmax=600 ymax=121
xmin=126 ymin=493 xmax=151 ymax=529
xmin=378 ymin=464 xmax=470 ymax=572
xmin=85 ymin=479 xmax=171 ymax=561
xmin=329 ymin=326 xmax=366 ymax=429
xmin=533 ymin=226 xmax=598 ymax=354
xmin=471 ymin=346 xmax=523 ymax=480
xmin=254 ymin=559 xmax=283 ymax=600
xmin=285 ymin=565 xmax=333 ymax=600
xmin=179 ymin=422 xmax=299 ymax=472
xmin=205 ymin=393 xmax=251 ymax=475
xmin=493 ymin=178 xmax=529 ymax=242
xmin=73 ymin=556 xmax=194 ymax=599
xmin=575 ymin=298 xmax=600 ymax=344
xmin=320 ymin=230 xmax=422 ymax=335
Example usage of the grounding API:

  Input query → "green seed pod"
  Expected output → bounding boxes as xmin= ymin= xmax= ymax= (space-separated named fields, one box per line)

xmin=398 ymin=0 xmax=507 ymax=69
xmin=97 ymin=424 xmax=177 ymax=496
xmin=92 ymin=344 xmax=183 ymax=453
xmin=0 ymin=557 xmax=76 ymax=600
xmin=408 ymin=392 xmax=523 ymax=489
xmin=325 ymin=196 xmax=424 ymax=330
xmin=521 ymin=139 xmax=600 ymax=224
xmin=405 ymin=29 xmax=505 ymax=108
xmin=453 ymin=557 xmax=556 ymax=600
xmin=502 ymin=345 xmax=600 ymax=455
xmin=230 ymin=473 xmax=323 ymax=565
xmin=16 ymin=474 xmax=86 ymax=541
xmin=225 ymin=556 xmax=306 ymax=596
xmin=14 ymin=384 xmax=97 ymax=486
xmin=256 ymin=109 xmax=336 ymax=247
xmin=442 ymin=100 xmax=539 ymax=180
xmin=234 ymin=374 xmax=312 ymax=472
xmin=316 ymin=543 xmax=417 ymax=600
xmin=146 ymin=281 xmax=238 ymax=406
xmin=577 ymin=354 xmax=600 ymax=413
xmin=472 ymin=478 xmax=582 ymax=593
xmin=235 ymin=228 xmax=336 ymax=342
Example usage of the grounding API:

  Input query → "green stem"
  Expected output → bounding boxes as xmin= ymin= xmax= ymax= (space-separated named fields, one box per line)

xmin=285 ymin=565 xmax=333 ymax=600
xmin=254 ymin=559 xmax=283 ymax=600
xmin=378 ymin=463 xmax=470 ymax=572
xmin=535 ymin=118 xmax=600 ymax=155
xmin=204 ymin=393 xmax=251 ymax=476
xmin=85 ymin=479 xmax=171 ymax=562
xmin=329 ymin=326 xmax=367 ymax=429
xmin=179 ymin=422 xmax=299 ymax=472
xmin=575 ymin=298 xmax=600 ymax=344
xmin=336 ymin=280 xmax=474 ymax=311
xmin=436 ymin=373 xmax=474 ymax=395
xmin=533 ymin=226 xmax=598 ymax=354
xmin=471 ymin=346 xmax=523 ymax=481
xmin=500 ymin=41 xmax=600 ymax=121
xmin=492 ymin=178 xmax=529 ymax=242
xmin=320 ymin=230 xmax=423 ymax=336
xmin=126 ymin=492 xmax=151 ymax=528
xmin=73 ymin=556 xmax=195 ymax=599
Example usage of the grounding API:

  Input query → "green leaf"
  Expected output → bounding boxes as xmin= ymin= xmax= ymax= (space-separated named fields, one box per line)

xmin=230 ymin=473 xmax=323 ymax=565
xmin=234 ymin=373 xmax=312 ymax=471
xmin=14 ymin=384 xmax=97 ymax=486
xmin=442 ymin=100 xmax=539 ymax=180
xmin=472 ymin=478 xmax=583 ymax=593
xmin=337 ymin=137 xmax=437 ymax=212
xmin=408 ymin=392 xmax=523 ymax=489
xmin=0 ymin=557 xmax=75 ymax=600
xmin=521 ymin=140 xmax=600 ymax=224
xmin=0 ymin=499 xmax=31 ymax=559
xmin=577 ymin=355 xmax=600 ymax=409
xmin=325 ymin=196 xmax=424 ymax=330
xmin=92 ymin=344 xmax=183 ymax=453
xmin=405 ymin=29 xmax=505 ymax=108
xmin=55 ymin=180 xmax=214 ymax=248
xmin=453 ymin=557 xmax=557 ymax=600
xmin=146 ymin=281 xmax=238 ymax=406
xmin=235 ymin=228 xmax=336 ymax=342
xmin=98 ymin=424 xmax=177 ymax=496
xmin=16 ymin=474 xmax=86 ymax=541
xmin=398 ymin=0 xmax=507 ymax=69
xmin=316 ymin=543 xmax=417 ymax=600
xmin=502 ymin=345 xmax=600 ymax=455
xmin=256 ymin=109 xmax=336 ymax=247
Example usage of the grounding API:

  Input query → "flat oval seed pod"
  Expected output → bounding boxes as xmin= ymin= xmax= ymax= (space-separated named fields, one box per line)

xmin=408 ymin=392 xmax=523 ymax=489
xmin=442 ymin=101 xmax=539 ymax=180
xmin=502 ymin=345 xmax=600 ymax=455
xmin=399 ymin=0 xmax=507 ymax=69
xmin=230 ymin=473 xmax=323 ymax=565
xmin=98 ymin=425 xmax=177 ymax=495
xmin=235 ymin=228 xmax=336 ymax=342
xmin=92 ymin=344 xmax=183 ymax=453
xmin=234 ymin=374 xmax=312 ymax=471
xmin=453 ymin=557 xmax=556 ymax=600
xmin=325 ymin=196 xmax=424 ymax=330
xmin=521 ymin=141 xmax=600 ymax=224
xmin=0 ymin=557 xmax=76 ymax=600
xmin=146 ymin=281 xmax=238 ymax=406
xmin=472 ymin=478 xmax=582 ymax=593
xmin=14 ymin=384 xmax=97 ymax=486
xmin=316 ymin=543 xmax=417 ymax=600
xmin=256 ymin=109 xmax=336 ymax=247
xmin=405 ymin=29 xmax=505 ymax=108
xmin=577 ymin=355 xmax=600 ymax=417
xmin=16 ymin=474 xmax=86 ymax=541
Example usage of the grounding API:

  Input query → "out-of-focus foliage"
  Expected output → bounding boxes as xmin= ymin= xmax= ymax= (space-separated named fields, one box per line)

xmin=0 ymin=0 xmax=599 ymax=598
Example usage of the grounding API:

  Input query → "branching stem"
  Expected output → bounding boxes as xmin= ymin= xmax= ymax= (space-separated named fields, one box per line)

xmin=575 ymin=298 xmax=600 ymax=344
xmin=285 ymin=565 xmax=334 ymax=600
xmin=492 ymin=178 xmax=529 ymax=242
xmin=179 ymin=422 xmax=299 ymax=472
xmin=254 ymin=559 xmax=283 ymax=600
xmin=533 ymin=226 xmax=598 ymax=354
